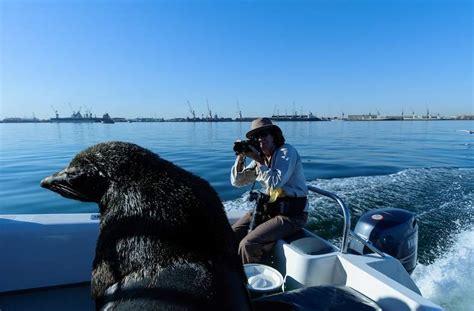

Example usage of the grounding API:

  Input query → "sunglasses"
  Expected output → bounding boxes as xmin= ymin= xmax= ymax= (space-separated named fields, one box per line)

xmin=252 ymin=130 xmax=271 ymax=139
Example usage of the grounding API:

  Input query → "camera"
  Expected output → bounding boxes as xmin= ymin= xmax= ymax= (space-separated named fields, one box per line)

xmin=248 ymin=190 xmax=270 ymax=203
xmin=233 ymin=139 xmax=262 ymax=155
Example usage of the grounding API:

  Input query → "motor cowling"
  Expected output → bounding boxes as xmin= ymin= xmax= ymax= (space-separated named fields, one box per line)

xmin=349 ymin=208 xmax=418 ymax=274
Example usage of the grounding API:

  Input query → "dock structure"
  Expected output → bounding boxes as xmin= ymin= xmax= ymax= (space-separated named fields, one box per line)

xmin=1 ymin=109 xmax=473 ymax=124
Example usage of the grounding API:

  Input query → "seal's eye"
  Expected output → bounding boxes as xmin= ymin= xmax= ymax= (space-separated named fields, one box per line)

xmin=78 ymin=157 xmax=111 ymax=180
xmin=66 ymin=166 xmax=88 ymax=185
xmin=66 ymin=166 xmax=79 ymax=175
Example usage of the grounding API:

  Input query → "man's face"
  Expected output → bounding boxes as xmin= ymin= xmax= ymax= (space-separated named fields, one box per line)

xmin=254 ymin=130 xmax=275 ymax=156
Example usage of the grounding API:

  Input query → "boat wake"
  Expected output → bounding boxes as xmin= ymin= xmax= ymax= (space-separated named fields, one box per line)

xmin=226 ymin=168 xmax=473 ymax=252
xmin=412 ymin=227 xmax=474 ymax=311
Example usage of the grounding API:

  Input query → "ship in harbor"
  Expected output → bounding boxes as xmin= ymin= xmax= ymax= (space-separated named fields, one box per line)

xmin=50 ymin=110 xmax=114 ymax=124
xmin=271 ymin=112 xmax=327 ymax=121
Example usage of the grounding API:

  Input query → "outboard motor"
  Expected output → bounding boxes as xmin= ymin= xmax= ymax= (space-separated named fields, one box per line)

xmin=349 ymin=208 xmax=418 ymax=274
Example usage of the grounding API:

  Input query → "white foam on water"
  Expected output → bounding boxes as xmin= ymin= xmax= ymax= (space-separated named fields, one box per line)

xmin=224 ymin=191 xmax=254 ymax=212
xmin=412 ymin=228 xmax=474 ymax=311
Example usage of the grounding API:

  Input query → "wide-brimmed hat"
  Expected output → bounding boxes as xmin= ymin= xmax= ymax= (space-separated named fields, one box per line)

xmin=246 ymin=117 xmax=281 ymax=139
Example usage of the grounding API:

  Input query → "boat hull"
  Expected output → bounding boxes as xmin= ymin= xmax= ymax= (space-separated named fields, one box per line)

xmin=0 ymin=212 xmax=443 ymax=310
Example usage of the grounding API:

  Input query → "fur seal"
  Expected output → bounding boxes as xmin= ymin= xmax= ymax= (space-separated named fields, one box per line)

xmin=40 ymin=141 xmax=252 ymax=311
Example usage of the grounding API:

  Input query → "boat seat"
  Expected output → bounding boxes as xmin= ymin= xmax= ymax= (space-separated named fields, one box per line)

xmin=252 ymin=285 xmax=382 ymax=311
xmin=283 ymin=231 xmax=335 ymax=255
xmin=283 ymin=229 xmax=308 ymax=243
xmin=289 ymin=237 xmax=335 ymax=255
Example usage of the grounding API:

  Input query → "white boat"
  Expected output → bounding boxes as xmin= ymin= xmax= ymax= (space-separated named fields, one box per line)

xmin=0 ymin=186 xmax=443 ymax=310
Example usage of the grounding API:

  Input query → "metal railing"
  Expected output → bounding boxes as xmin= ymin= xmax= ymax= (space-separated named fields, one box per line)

xmin=307 ymin=185 xmax=385 ymax=257
xmin=349 ymin=231 xmax=385 ymax=257
xmin=307 ymin=185 xmax=351 ymax=253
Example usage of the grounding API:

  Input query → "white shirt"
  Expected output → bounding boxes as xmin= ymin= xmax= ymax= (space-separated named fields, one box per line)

xmin=230 ymin=143 xmax=308 ymax=198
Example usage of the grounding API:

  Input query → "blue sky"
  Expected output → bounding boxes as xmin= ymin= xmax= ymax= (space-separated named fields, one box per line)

xmin=1 ymin=0 xmax=472 ymax=119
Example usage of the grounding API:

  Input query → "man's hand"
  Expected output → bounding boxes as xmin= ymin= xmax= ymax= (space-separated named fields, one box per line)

xmin=246 ymin=145 xmax=264 ymax=164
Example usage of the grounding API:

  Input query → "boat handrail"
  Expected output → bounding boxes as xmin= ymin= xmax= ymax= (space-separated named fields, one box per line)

xmin=349 ymin=231 xmax=386 ymax=257
xmin=307 ymin=185 xmax=386 ymax=257
xmin=307 ymin=185 xmax=350 ymax=253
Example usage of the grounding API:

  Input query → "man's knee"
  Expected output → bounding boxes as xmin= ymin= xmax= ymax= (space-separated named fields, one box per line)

xmin=239 ymin=237 xmax=263 ymax=263
xmin=239 ymin=236 xmax=257 ymax=251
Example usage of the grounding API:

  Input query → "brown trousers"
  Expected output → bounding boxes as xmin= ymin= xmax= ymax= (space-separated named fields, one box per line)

xmin=232 ymin=210 xmax=308 ymax=264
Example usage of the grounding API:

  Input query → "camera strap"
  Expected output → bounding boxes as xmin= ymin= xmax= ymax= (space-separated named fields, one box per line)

xmin=250 ymin=180 xmax=257 ymax=192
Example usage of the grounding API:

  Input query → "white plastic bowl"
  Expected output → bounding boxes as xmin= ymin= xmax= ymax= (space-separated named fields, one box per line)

xmin=244 ymin=263 xmax=283 ymax=296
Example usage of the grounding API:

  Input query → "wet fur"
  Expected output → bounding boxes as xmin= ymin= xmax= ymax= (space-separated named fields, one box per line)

xmin=41 ymin=141 xmax=251 ymax=310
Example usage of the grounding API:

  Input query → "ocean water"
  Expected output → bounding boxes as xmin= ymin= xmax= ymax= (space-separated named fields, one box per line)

xmin=1 ymin=120 xmax=473 ymax=310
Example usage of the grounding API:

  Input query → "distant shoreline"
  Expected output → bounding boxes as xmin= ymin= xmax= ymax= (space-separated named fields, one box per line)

xmin=1 ymin=116 xmax=473 ymax=124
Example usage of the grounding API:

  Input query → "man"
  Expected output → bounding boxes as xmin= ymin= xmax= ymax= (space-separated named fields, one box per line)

xmin=231 ymin=117 xmax=308 ymax=264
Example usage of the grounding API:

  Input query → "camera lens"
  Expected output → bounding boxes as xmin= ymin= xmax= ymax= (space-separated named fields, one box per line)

xmin=233 ymin=141 xmax=245 ymax=155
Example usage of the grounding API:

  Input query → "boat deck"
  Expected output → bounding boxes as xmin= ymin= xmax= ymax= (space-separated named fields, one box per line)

xmin=0 ymin=284 xmax=94 ymax=311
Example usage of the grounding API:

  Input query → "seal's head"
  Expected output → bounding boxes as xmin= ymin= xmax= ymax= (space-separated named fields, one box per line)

xmin=40 ymin=141 xmax=155 ymax=203
xmin=40 ymin=156 xmax=107 ymax=203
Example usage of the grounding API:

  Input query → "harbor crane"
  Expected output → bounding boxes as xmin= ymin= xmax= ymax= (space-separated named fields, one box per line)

xmin=50 ymin=106 xmax=59 ymax=118
xmin=187 ymin=101 xmax=196 ymax=120
xmin=237 ymin=100 xmax=242 ymax=120
xmin=84 ymin=106 xmax=93 ymax=118
xmin=68 ymin=103 xmax=83 ymax=118
xmin=206 ymin=100 xmax=212 ymax=120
